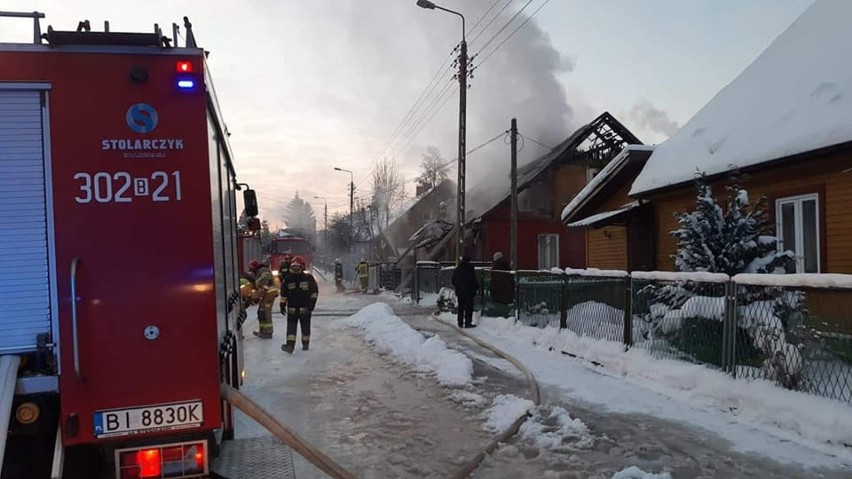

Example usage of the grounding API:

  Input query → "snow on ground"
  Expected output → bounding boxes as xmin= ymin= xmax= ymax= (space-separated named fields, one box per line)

xmin=611 ymin=466 xmax=672 ymax=479
xmin=438 ymin=313 xmax=852 ymax=468
xmin=344 ymin=303 xmax=473 ymax=386
xmin=519 ymin=406 xmax=594 ymax=452
xmin=482 ymin=394 xmax=535 ymax=433
xmin=417 ymin=293 xmax=439 ymax=307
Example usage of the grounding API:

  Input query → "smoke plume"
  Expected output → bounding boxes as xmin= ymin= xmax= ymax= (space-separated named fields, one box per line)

xmin=629 ymin=99 xmax=680 ymax=137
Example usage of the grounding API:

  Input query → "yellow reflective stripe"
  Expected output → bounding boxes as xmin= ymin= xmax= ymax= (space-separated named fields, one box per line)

xmin=286 ymin=335 xmax=297 ymax=341
xmin=310 ymin=294 xmax=318 ymax=298
xmin=301 ymin=336 xmax=310 ymax=341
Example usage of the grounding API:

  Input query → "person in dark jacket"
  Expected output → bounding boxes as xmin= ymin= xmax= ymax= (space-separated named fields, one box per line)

xmin=451 ymin=256 xmax=478 ymax=328
xmin=278 ymin=254 xmax=293 ymax=315
xmin=491 ymin=251 xmax=510 ymax=271
xmin=334 ymin=258 xmax=345 ymax=293
xmin=280 ymin=256 xmax=319 ymax=354
xmin=490 ymin=251 xmax=514 ymax=313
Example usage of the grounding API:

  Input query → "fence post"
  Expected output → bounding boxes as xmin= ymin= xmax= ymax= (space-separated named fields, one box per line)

xmin=559 ymin=275 xmax=568 ymax=329
xmin=414 ymin=264 xmax=420 ymax=304
xmin=623 ymin=275 xmax=633 ymax=348
xmin=722 ymin=279 xmax=736 ymax=375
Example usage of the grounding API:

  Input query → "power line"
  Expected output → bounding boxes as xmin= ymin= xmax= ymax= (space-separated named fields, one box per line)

xmin=473 ymin=0 xmax=552 ymax=69
xmin=519 ymin=132 xmax=553 ymax=150
xmin=364 ymin=0 xmax=509 ymax=176
xmin=470 ymin=0 xmax=536 ymax=60
xmin=469 ymin=0 xmax=516 ymax=46
xmin=440 ymin=131 xmax=507 ymax=168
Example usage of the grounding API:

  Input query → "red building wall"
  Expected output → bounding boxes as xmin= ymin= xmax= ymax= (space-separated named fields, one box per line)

xmin=476 ymin=202 xmax=586 ymax=270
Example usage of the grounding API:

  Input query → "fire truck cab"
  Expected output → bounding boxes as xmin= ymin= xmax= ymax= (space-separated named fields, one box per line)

xmin=0 ymin=13 xmax=281 ymax=479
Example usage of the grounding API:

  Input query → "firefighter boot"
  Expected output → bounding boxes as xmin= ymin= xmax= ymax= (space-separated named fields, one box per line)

xmin=281 ymin=339 xmax=295 ymax=355
xmin=302 ymin=340 xmax=309 ymax=351
xmin=253 ymin=309 xmax=274 ymax=339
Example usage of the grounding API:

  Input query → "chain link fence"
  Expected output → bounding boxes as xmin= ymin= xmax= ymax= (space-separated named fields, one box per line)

xmin=466 ymin=268 xmax=852 ymax=404
xmin=515 ymin=272 xmax=563 ymax=328
xmin=732 ymin=276 xmax=852 ymax=403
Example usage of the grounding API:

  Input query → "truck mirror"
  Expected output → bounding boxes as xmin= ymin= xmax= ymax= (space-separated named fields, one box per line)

xmin=247 ymin=217 xmax=261 ymax=232
xmin=243 ymin=189 xmax=259 ymax=217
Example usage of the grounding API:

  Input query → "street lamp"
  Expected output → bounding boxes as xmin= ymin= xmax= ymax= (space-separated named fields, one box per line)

xmin=333 ymin=167 xmax=355 ymax=259
xmin=416 ymin=0 xmax=467 ymax=264
xmin=313 ymin=195 xmax=328 ymax=248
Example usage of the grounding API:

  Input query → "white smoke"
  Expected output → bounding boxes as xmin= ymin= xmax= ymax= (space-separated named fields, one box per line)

xmin=629 ymin=99 xmax=680 ymax=138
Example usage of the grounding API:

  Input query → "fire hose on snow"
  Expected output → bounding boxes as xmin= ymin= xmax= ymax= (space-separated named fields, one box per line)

xmin=432 ymin=312 xmax=542 ymax=479
xmin=220 ymin=384 xmax=358 ymax=479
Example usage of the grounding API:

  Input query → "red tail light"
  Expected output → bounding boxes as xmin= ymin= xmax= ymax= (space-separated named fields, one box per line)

xmin=136 ymin=449 xmax=161 ymax=478
xmin=118 ymin=441 xmax=206 ymax=478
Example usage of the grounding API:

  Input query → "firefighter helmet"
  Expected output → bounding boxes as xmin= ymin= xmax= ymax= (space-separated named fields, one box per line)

xmin=290 ymin=256 xmax=306 ymax=269
xmin=248 ymin=260 xmax=262 ymax=271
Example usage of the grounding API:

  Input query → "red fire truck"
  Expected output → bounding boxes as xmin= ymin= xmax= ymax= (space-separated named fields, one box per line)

xmin=0 ymin=13 xmax=264 ymax=479
xmin=269 ymin=235 xmax=312 ymax=276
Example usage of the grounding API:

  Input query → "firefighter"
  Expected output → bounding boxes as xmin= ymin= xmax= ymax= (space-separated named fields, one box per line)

xmin=278 ymin=254 xmax=293 ymax=315
xmin=356 ymin=258 xmax=369 ymax=293
xmin=280 ymin=256 xmax=318 ymax=354
xmin=249 ymin=260 xmax=277 ymax=339
xmin=334 ymin=258 xmax=345 ymax=293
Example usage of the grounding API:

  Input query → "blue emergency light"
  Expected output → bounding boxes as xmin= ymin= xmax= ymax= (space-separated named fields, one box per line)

xmin=175 ymin=61 xmax=197 ymax=90
xmin=177 ymin=79 xmax=196 ymax=89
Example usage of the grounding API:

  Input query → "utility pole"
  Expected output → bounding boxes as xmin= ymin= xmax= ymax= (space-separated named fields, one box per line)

xmin=415 ymin=0 xmax=467 ymax=264
xmin=455 ymin=36 xmax=468 ymax=264
xmin=510 ymin=118 xmax=518 ymax=270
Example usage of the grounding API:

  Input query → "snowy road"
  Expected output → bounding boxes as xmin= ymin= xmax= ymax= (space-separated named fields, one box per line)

xmin=234 ymin=284 xmax=851 ymax=478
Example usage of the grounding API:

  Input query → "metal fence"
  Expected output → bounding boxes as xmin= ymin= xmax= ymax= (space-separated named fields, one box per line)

xmin=445 ymin=268 xmax=852 ymax=405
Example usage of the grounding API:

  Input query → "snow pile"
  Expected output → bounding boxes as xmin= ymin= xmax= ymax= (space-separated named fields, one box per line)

xmin=612 ymin=466 xmax=672 ymax=479
xmin=631 ymin=0 xmax=852 ymax=195
xmin=519 ymin=406 xmax=594 ymax=451
xmin=483 ymin=394 xmax=535 ymax=433
xmin=566 ymin=301 xmax=641 ymax=342
xmin=449 ymin=390 xmax=487 ymax=408
xmin=417 ymin=293 xmax=439 ymax=307
xmin=471 ymin=316 xmax=852 ymax=448
xmin=344 ymin=303 xmax=473 ymax=386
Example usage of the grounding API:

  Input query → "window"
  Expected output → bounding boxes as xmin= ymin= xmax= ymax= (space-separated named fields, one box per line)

xmin=776 ymin=194 xmax=820 ymax=273
xmin=537 ymin=234 xmax=559 ymax=270
xmin=518 ymin=181 xmax=551 ymax=215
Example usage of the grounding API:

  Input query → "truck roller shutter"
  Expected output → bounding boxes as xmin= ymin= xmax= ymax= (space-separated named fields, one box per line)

xmin=0 ymin=90 xmax=52 ymax=353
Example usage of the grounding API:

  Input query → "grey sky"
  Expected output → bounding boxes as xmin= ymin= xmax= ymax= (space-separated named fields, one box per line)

xmin=1 ymin=0 xmax=814 ymax=226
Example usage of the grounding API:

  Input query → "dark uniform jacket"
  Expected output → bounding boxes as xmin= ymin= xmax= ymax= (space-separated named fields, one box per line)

xmin=280 ymin=272 xmax=319 ymax=311
xmin=490 ymin=258 xmax=514 ymax=305
xmin=452 ymin=260 xmax=479 ymax=298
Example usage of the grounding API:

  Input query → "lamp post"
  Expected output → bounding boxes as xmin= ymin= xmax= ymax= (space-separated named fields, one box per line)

xmin=416 ymin=0 xmax=467 ymax=264
xmin=333 ymin=167 xmax=355 ymax=260
xmin=313 ymin=195 xmax=328 ymax=249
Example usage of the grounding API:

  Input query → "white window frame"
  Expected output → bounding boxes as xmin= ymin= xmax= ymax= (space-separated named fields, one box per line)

xmin=775 ymin=193 xmax=820 ymax=273
xmin=537 ymin=234 xmax=559 ymax=270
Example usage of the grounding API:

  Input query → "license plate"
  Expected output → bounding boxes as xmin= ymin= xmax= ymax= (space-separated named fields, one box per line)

xmin=93 ymin=400 xmax=204 ymax=438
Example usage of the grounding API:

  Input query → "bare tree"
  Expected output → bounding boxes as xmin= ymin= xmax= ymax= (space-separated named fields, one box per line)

xmin=371 ymin=157 xmax=406 ymax=229
xmin=416 ymin=146 xmax=449 ymax=193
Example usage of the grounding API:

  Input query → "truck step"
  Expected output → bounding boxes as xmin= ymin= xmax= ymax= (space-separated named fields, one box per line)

xmin=210 ymin=436 xmax=295 ymax=479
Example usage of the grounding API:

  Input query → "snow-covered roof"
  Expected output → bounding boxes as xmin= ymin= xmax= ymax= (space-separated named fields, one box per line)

xmin=566 ymin=201 xmax=639 ymax=228
xmin=630 ymin=0 xmax=852 ymax=196
xmin=561 ymin=145 xmax=653 ymax=222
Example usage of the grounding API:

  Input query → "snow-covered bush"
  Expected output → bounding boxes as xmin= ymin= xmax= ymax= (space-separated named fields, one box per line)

xmin=671 ymin=181 xmax=792 ymax=275
xmin=437 ymin=286 xmax=457 ymax=313
xmin=639 ymin=180 xmax=806 ymax=388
